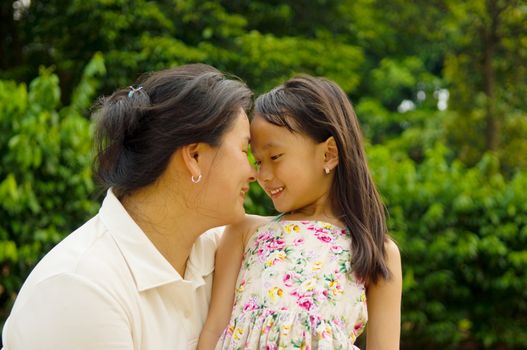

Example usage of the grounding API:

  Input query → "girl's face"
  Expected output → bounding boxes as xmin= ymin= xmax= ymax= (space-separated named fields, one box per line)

xmin=250 ymin=115 xmax=333 ymax=214
xmin=198 ymin=110 xmax=256 ymax=224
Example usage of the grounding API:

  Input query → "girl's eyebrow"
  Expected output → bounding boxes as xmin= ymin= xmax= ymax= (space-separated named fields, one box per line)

xmin=261 ymin=142 xmax=278 ymax=150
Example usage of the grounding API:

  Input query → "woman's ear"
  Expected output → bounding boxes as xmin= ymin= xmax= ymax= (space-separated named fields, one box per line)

xmin=323 ymin=136 xmax=339 ymax=171
xmin=181 ymin=143 xmax=202 ymax=178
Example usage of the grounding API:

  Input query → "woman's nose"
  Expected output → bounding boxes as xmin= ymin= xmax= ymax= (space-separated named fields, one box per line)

xmin=248 ymin=165 xmax=257 ymax=182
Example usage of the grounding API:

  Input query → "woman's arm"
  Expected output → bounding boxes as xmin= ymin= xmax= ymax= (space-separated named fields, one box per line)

xmin=365 ymin=239 xmax=403 ymax=350
xmin=197 ymin=217 xmax=254 ymax=350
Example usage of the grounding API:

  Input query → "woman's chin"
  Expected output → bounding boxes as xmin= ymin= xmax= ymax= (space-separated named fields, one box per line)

xmin=223 ymin=207 xmax=247 ymax=226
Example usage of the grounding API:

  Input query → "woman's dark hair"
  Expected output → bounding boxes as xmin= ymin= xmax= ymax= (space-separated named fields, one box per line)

xmin=93 ymin=63 xmax=252 ymax=198
xmin=254 ymin=75 xmax=389 ymax=284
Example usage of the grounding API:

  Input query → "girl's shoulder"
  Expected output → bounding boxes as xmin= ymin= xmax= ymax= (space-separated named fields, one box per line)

xmin=224 ymin=214 xmax=274 ymax=248
xmin=240 ymin=214 xmax=275 ymax=247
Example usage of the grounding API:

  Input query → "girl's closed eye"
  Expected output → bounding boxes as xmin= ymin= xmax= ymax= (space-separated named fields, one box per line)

xmin=270 ymin=153 xmax=283 ymax=161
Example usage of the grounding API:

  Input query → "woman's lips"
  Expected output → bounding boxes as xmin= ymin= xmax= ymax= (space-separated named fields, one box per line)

xmin=240 ymin=187 xmax=249 ymax=198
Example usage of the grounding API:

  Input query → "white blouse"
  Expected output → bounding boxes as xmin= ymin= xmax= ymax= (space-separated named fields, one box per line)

xmin=2 ymin=190 xmax=222 ymax=350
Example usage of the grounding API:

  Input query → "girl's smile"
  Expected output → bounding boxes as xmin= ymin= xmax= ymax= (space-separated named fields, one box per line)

xmin=268 ymin=186 xmax=285 ymax=197
xmin=250 ymin=115 xmax=334 ymax=215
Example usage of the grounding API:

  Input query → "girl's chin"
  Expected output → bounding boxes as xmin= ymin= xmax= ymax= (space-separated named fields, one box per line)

xmin=272 ymin=202 xmax=290 ymax=214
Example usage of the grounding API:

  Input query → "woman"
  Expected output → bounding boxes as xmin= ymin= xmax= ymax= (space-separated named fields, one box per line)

xmin=2 ymin=64 xmax=255 ymax=349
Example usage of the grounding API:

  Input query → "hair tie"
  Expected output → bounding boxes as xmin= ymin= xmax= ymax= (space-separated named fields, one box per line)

xmin=128 ymin=86 xmax=143 ymax=98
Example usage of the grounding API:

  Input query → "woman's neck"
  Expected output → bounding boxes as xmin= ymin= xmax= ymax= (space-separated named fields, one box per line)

xmin=121 ymin=185 xmax=210 ymax=277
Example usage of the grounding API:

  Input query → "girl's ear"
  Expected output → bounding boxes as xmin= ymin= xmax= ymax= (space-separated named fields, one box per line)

xmin=323 ymin=136 xmax=339 ymax=171
xmin=181 ymin=143 xmax=203 ymax=178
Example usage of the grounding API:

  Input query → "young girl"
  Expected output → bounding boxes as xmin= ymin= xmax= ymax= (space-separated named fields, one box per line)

xmin=198 ymin=75 xmax=402 ymax=349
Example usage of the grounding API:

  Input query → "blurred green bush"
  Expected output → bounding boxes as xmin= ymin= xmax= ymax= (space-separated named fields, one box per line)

xmin=369 ymin=143 xmax=527 ymax=348
xmin=1 ymin=56 xmax=526 ymax=349
xmin=0 ymin=54 xmax=105 ymax=327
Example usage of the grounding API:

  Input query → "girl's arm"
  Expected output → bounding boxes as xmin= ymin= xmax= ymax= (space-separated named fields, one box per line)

xmin=366 ymin=239 xmax=402 ymax=350
xmin=197 ymin=215 xmax=266 ymax=350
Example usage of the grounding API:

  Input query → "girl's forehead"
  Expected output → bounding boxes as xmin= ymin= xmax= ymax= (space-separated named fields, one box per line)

xmin=251 ymin=140 xmax=279 ymax=151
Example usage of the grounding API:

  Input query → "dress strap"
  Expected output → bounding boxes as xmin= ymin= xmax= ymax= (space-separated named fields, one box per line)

xmin=271 ymin=213 xmax=285 ymax=222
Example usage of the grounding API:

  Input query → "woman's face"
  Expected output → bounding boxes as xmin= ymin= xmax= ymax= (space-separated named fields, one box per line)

xmin=196 ymin=110 xmax=256 ymax=224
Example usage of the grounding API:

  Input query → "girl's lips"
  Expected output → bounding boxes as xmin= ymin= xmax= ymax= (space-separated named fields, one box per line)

xmin=268 ymin=186 xmax=284 ymax=197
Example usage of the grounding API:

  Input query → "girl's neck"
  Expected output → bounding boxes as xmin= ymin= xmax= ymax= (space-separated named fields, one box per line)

xmin=121 ymin=185 xmax=211 ymax=277
xmin=282 ymin=204 xmax=344 ymax=229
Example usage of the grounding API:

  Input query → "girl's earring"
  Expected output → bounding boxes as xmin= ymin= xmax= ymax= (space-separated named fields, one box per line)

xmin=324 ymin=168 xmax=330 ymax=175
xmin=191 ymin=174 xmax=202 ymax=183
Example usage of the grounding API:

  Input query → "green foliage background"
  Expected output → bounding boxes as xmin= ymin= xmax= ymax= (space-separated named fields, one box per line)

xmin=1 ymin=0 xmax=526 ymax=348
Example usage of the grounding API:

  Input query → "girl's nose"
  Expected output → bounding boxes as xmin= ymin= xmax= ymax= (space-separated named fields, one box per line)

xmin=257 ymin=164 xmax=272 ymax=183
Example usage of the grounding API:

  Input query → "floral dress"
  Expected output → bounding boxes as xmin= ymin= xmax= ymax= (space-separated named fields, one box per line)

xmin=215 ymin=219 xmax=368 ymax=350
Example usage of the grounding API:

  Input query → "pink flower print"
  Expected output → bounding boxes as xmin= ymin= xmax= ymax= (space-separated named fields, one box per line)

xmin=266 ymin=344 xmax=277 ymax=350
xmin=314 ymin=231 xmax=333 ymax=243
xmin=353 ymin=322 xmax=364 ymax=335
xmin=328 ymin=279 xmax=343 ymax=296
xmin=306 ymin=223 xmax=318 ymax=231
xmin=297 ymin=296 xmax=314 ymax=311
xmin=263 ymin=309 xmax=275 ymax=318
xmin=333 ymin=317 xmax=344 ymax=329
xmin=243 ymin=298 xmax=258 ymax=312
xmin=293 ymin=237 xmax=304 ymax=246
xmin=321 ymin=327 xmax=332 ymax=339
xmin=256 ymin=231 xmax=272 ymax=243
xmin=257 ymin=248 xmax=265 ymax=258
xmin=267 ymin=238 xmax=286 ymax=251
xmin=283 ymin=273 xmax=294 ymax=287
xmin=263 ymin=320 xmax=276 ymax=336
xmin=309 ymin=314 xmax=321 ymax=327
xmin=333 ymin=284 xmax=343 ymax=296
xmin=330 ymin=245 xmax=343 ymax=254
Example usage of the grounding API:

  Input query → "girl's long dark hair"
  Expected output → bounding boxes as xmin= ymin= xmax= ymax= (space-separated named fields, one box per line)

xmin=255 ymin=75 xmax=389 ymax=284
